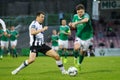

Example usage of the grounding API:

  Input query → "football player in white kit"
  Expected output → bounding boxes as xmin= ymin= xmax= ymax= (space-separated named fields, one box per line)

xmin=11 ymin=11 xmax=67 ymax=75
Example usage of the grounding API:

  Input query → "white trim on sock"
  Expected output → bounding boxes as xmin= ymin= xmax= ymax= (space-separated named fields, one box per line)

xmin=56 ymin=60 xmax=65 ymax=71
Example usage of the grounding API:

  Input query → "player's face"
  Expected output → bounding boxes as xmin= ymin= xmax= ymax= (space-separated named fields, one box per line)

xmin=61 ymin=20 xmax=66 ymax=26
xmin=11 ymin=26 xmax=15 ymax=30
xmin=77 ymin=9 xmax=85 ymax=17
xmin=53 ymin=30 xmax=57 ymax=35
xmin=38 ymin=14 xmax=45 ymax=23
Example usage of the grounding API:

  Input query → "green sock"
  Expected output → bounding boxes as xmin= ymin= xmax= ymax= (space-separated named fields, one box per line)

xmin=57 ymin=49 xmax=63 ymax=57
xmin=13 ymin=49 xmax=17 ymax=57
xmin=0 ymin=49 xmax=4 ymax=56
xmin=73 ymin=50 xmax=79 ymax=58
xmin=79 ymin=54 xmax=84 ymax=64
xmin=64 ymin=50 xmax=68 ymax=58
xmin=63 ymin=50 xmax=68 ymax=63
xmin=9 ymin=48 xmax=13 ymax=54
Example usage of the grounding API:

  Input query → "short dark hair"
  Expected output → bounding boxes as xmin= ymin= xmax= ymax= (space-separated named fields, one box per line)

xmin=76 ymin=4 xmax=85 ymax=11
xmin=36 ymin=11 xmax=45 ymax=17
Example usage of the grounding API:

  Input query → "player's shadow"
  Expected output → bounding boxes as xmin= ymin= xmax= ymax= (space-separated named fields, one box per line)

xmin=39 ymin=70 xmax=59 ymax=74
xmin=81 ymin=69 xmax=113 ymax=74
xmin=20 ymin=70 xmax=59 ymax=75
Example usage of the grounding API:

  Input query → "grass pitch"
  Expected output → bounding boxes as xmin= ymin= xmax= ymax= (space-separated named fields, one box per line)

xmin=0 ymin=56 xmax=120 ymax=80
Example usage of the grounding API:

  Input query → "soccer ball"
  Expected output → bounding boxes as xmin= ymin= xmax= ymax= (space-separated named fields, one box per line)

xmin=68 ymin=66 xmax=78 ymax=76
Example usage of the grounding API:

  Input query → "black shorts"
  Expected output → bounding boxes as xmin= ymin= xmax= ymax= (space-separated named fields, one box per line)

xmin=30 ymin=44 xmax=51 ymax=55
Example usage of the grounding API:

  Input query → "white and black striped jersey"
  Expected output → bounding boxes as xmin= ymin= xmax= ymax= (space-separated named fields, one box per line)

xmin=29 ymin=20 xmax=44 ymax=46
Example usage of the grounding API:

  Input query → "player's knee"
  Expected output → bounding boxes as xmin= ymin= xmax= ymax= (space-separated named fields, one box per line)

xmin=74 ymin=47 xmax=79 ymax=51
xmin=28 ymin=58 xmax=35 ymax=64
xmin=54 ymin=55 xmax=60 ymax=60
xmin=74 ymin=44 xmax=80 ymax=50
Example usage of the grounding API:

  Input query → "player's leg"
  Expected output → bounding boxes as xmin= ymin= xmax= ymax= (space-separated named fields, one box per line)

xmin=87 ymin=49 xmax=90 ymax=57
xmin=63 ymin=40 xmax=68 ymax=64
xmin=58 ymin=45 xmax=63 ymax=59
xmin=10 ymin=40 xmax=17 ymax=57
xmin=5 ymin=41 xmax=10 ymax=56
xmin=73 ymin=37 xmax=81 ymax=65
xmin=0 ymin=41 xmax=5 ymax=59
xmin=63 ymin=48 xmax=68 ymax=63
xmin=58 ymin=40 xmax=63 ymax=60
xmin=78 ymin=40 xmax=89 ymax=65
xmin=79 ymin=49 xmax=85 ymax=64
xmin=87 ymin=45 xmax=94 ymax=57
xmin=73 ymin=42 xmax=80 ymax=65
xmin=46 ymin=49 xmax=67 ymax=74
xmin=11 ymin=51 xmax=37 ymax=75
xmin=78 ymin=39 xmax=91 ymax=66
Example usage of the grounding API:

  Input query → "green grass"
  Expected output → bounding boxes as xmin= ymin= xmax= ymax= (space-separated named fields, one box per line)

xmin=0 ymin=56 xmax=120 ymax=80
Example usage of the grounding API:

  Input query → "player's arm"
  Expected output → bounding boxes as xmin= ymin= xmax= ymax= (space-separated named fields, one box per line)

xmin=3 ymin=31 xmax=8 ymax=36
xmin=30 ymin=26 xmax=48 ymax=35
xmin=16 ymin=31 xmax=19 ymax=38
xmin=16 ymin=34 xmax=19 ymax=38
xmin=0 ymin=19 xmax=6 ymax=31
xmin=63 ymin=30 xmax=71 ymax=36
xmin=72 ymin=18 xmax=89 ymax=28
xmin=76 ymin=18 xmax=88 ymax=24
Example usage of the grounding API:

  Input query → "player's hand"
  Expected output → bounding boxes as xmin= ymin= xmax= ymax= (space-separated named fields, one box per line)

xmin=8 ymin=34 xmax=11 ymax=37
xmin=72 ymin=22 xmax=77 ymax=28
xmin=43 ymin=26 xmax=48 ymax=31
xmin=4 ymin=32 xmax=7 ymax=36
xmin=68 ymin=22 xmax=72 ymax=27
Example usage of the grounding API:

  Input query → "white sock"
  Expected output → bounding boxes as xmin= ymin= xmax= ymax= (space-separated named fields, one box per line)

xmin=87 ymin=51 xmax=90 ymax=57
xmin=17 ymin=60 xmax=28 ymax=71
xmin=56 ymin=60 xmax=65 ymax=71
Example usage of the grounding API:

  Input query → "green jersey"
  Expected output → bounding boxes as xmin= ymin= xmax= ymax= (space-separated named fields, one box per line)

xmin=51 ymin=35 xmax=59 ymax=46
xmin=1 ymin=29 xmax=10 ymax=41
xmin=59 ymin=25 xmax=70 ymax=40
xmin=72 ymin=13 xmax=93 ymax=40
xmin=9 ymin=30 xmax=18 ymax=41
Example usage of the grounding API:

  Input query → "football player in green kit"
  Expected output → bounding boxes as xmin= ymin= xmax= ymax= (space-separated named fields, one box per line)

xmin=69 ymin=4 xmax=93 ymax=71
xmin=9 ymin=26 xmax=19 ymax=57
xmin=58 ymin=19 xmax=71 ymax=64
xmin=0 ymin=29 xmax=10 ymax=59
xmin=51 ymin=29 xmax=59 ymax=51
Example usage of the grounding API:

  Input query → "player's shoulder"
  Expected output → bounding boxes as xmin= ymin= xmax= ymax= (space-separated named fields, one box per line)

xmin=30 ymin=20 xmax=39 ymax=28
xmin=84 ymin=13 xmax=90 ymax=17
xmin=73 ymin=14 xmax=78 ymax=17
xmin=66 ymin=25 xmax=70 ymax=28
xmin=31 ymin=20 xmax=38 ymax=25
xmin=15 ymin=30 xmax=18 ymax=33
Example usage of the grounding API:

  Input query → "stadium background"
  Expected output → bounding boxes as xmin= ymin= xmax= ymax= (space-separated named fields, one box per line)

xmin=0 ymin=0 xmax=120 ymax=56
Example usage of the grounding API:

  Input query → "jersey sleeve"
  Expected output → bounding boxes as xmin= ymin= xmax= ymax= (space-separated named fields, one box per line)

xmin=31 ymin=25 xmax=36 ymax=29
xmin=84 ymin=13 xmax=90 ymax=19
